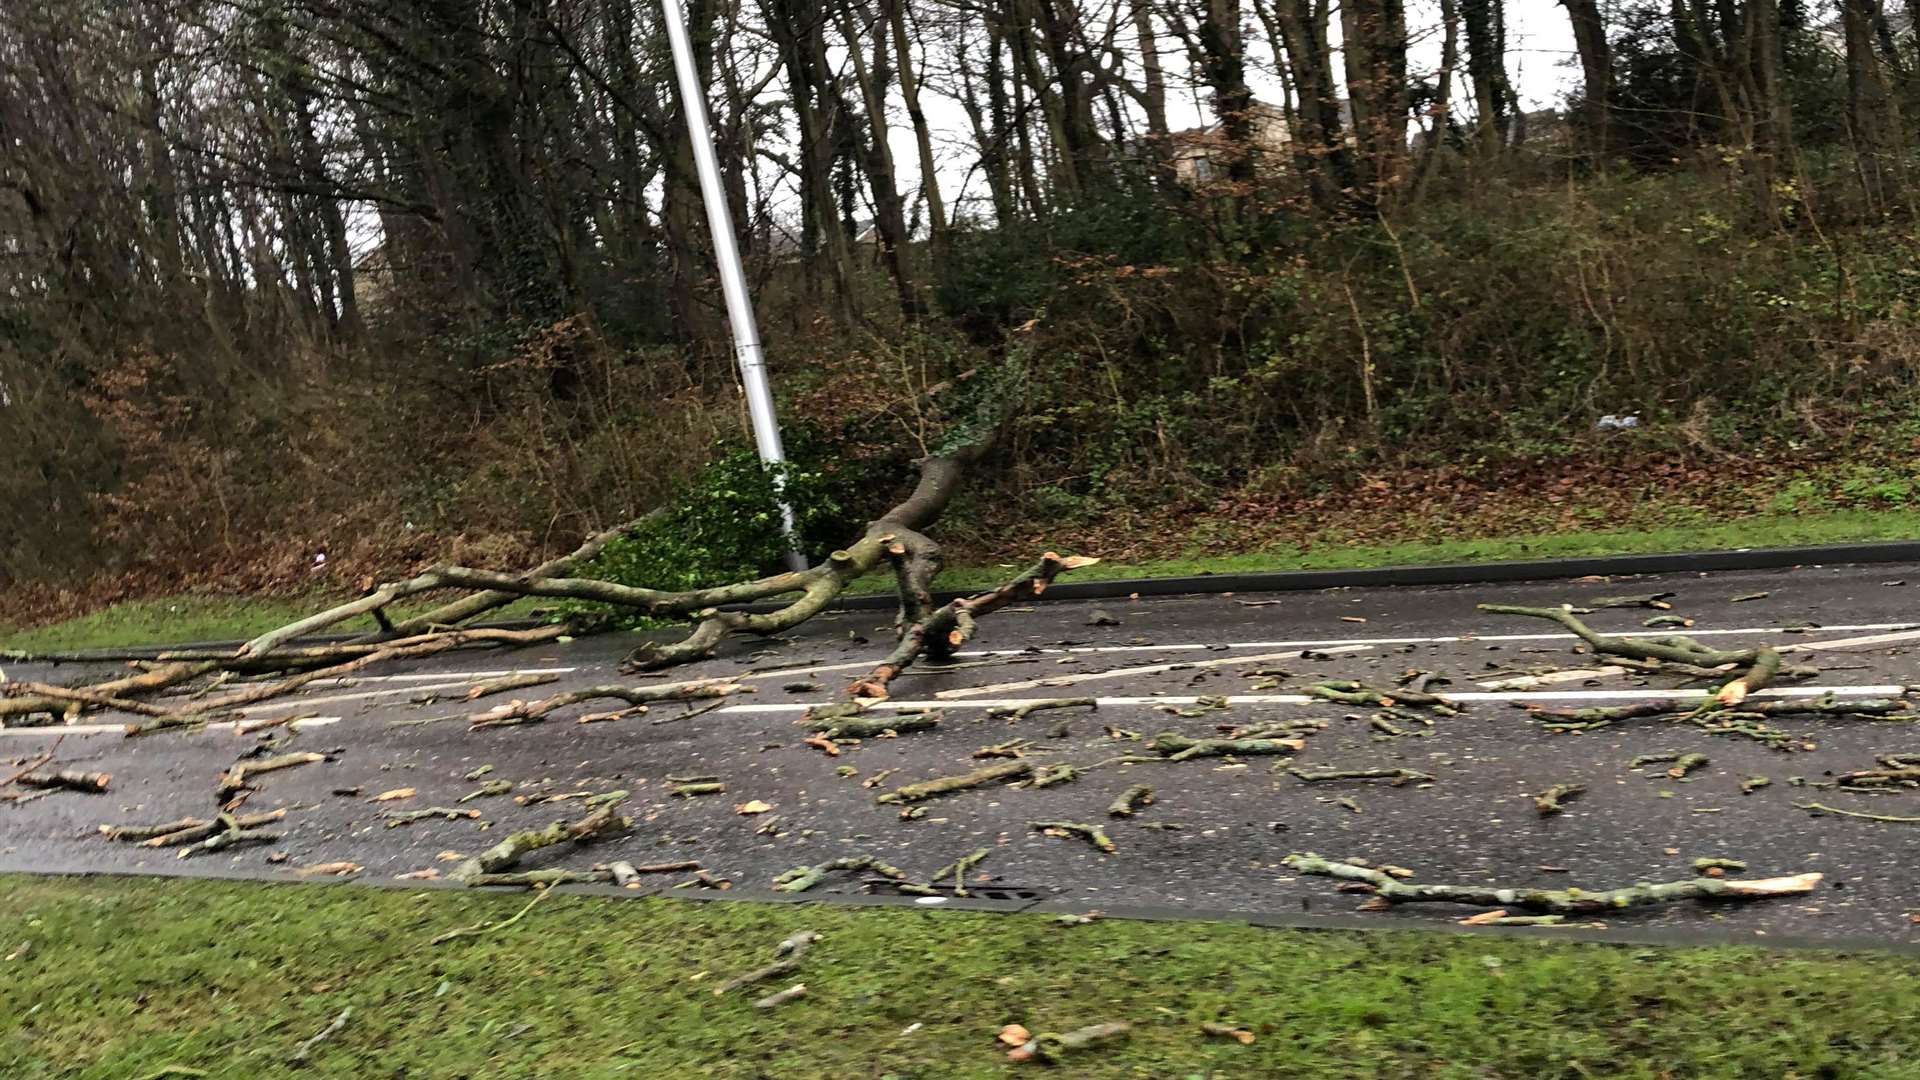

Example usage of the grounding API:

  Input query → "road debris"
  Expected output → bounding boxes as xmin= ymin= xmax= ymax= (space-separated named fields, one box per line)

xmin=1533 ymin=783 xmax=1585 ymax=816
xmin=290 ymin=1006 xmax=353 ymax=1065
xmin=1290 ymin=767 xmax=1433 ymax=786
xmin=1107 ymin=785 xmax=1154 ymax=817
xmin=875 ymin=760 xmax=1033 ymax=804
xmin=985 ymin=698 xmax=1097 ymax=721
xmin=1284 ymin=853 xmax=1822 ymax=913
xmin=713 ymin=929 xmax=819 ymax=995
xmin=1007 ymin=1021 xmax=1131 ymax=1064
xmin=1031 ymin=820 xmax=1117 ymax=854
xmin=774 ymin=856 xmax=910 ymax=892
xmin=449 ymin=797 xmax=628 ymax=883
xmin=17 ymin=770 xmax=111 ymax=793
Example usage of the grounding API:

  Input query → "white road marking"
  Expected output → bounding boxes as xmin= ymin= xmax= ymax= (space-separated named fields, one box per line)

xmin=238 ymin=680 xmax=489 ymax=714
xmin=1479 ymin=666 xmax=1628 ymax=689
xmin=303 ymin=667 xmax=575 ymax=687
xmin=0 ymin=715 xmax=343 ymax=737
xmin=714 ymin=683 xmax=1907 ymax=714
xmin=1780 ymin=628 xmax=1920 ymax=653
xmin=954 ymin=622 xmax=1916 ymax=655
xmin=934 ymin=646 xmax=1374 ymax=700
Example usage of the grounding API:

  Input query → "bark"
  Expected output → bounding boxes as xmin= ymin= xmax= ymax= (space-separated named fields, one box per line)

xmin=1842 ymin=0 xmax=1907 ymax=210
xmin=1461 ymin=0 xmax=1515 ymax=154
xmin=881 ymin=0 xmax=949 ymax=257
xmin=1341 ymin=0 xmax=1411 ymax=201
xmin=1255 ymin=0 xmax=1353 ymax=207
xmin=1559 ymin=0 xmax=1613 ymax=154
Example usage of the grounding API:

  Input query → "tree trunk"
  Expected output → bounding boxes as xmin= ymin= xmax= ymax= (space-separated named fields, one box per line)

xmin=1559 ymin=0 xmax=1613 ymax=156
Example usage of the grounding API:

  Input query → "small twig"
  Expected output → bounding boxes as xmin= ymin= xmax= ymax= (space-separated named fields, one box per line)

xmin=431 ymin=887 xmax=553 ymax=945
xmin=290 ymin=1006 xmax=354 ymax=1065
xmin=1795 ymin=801 xmax=1920 ymax=823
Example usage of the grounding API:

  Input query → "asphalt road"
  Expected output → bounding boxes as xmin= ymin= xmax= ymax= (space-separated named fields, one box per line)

xmin=5 ymin=560 xmax=1920 ymax=942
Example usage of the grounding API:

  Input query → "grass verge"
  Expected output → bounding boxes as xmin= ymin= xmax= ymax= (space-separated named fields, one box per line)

xmin=3 ymin=875 xmax=1916 ymax=1079
xmin=8 ymin=507 xmax=1918 ymax=652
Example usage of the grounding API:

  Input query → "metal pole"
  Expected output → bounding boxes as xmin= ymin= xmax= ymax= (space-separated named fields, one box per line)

xmin=660 ymin=0 xmax=807 ymax=571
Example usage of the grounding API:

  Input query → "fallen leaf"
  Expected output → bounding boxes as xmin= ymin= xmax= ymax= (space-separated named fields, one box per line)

xmin=370 ymin=788 xmax=416 ymax=802
xmin=998 ymin=1023 xmax=1031 ymax=1047
xmin=734 ymin=800 xmax=774 ymax=815
xmin=294 ymin=862 xmax=363 ymax=877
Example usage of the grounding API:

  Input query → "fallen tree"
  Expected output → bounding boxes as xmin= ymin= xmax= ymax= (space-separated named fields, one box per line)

xmin=0 ymin=413 xmax=1091 ymax=730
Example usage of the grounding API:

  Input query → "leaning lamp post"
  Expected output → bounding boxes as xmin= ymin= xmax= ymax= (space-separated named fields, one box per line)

xmin=659 ymin=0 xmax=806 ymax=571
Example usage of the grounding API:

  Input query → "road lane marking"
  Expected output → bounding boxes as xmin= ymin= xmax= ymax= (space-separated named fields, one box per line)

xmin=303 ymin=667 xmax=575 ymax=687
xmin=0 ymin=715 xmax=344 ymax=737
xmin=935 ymin=646 xmax=1374 ymax=699
xmin=712 ymin=683 xmax=1907 ymax=714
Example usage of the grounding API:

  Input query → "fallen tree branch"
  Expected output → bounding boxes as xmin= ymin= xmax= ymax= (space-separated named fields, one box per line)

xmin=1107 ymin=785 xmax=1154 ymax=817
xmin=1149 ymin=732 xmax=1304 ymax=761
xmin=713 ymin=930 xmax=820 ymax=995
xmin=1285 ymin=853 xmax=1822 ymax=912
xmin=289 ymin=1006 xmax=354 ymax=1065
xmin=1007 ymin=1022 xmax=1131 ymax=1064
xmin=430 ymin=888 xmax=552 ymax=945
xmin=874 ymin=759 xmax=1033 ymax=804
xmin=1289 ymin=767 xmax=1433 ymax=786
xmin=1796 ymin=801 xmax=1920 ymax=822
xmin=1477 ymin=604 xmax=1766 ymax=669
xmin=803 ymin=711 xmax=940 ymax=740
xmin=217 ymin=752 xmax=326 ymax=798
xmin=986 ymin=698 xmax=1098 ymax=721
xmin=1031 ymin=820 xmax=1117 ymax=854
xmin=773 ymin=856 xmax=910 ymax=892
xmin=17 ymin=769 xmax=111 ymax=793
xmin=1534 ymin=783 xmax=1584 ymax=816
xmin=1308 ymin=681 xmax=1461 ymax=714
xmin=450 ymin=798 xmax=629 ymax=883
xmin=467 ymin=680 xmax=744 ymax=728
xmin=847 ymin=553 xmax=1100 ymax=699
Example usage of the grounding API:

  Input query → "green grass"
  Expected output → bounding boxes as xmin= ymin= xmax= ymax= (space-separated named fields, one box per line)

xmin=9 ymin=507 xmax=1919 ymax=652
xmin=0 ymin=595 xmax=552 ymax=654
xmin=889 ymin=506 xmax=1920 ymax=592
xmin=1 ymin=875 xmax=1915 ymax=1079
